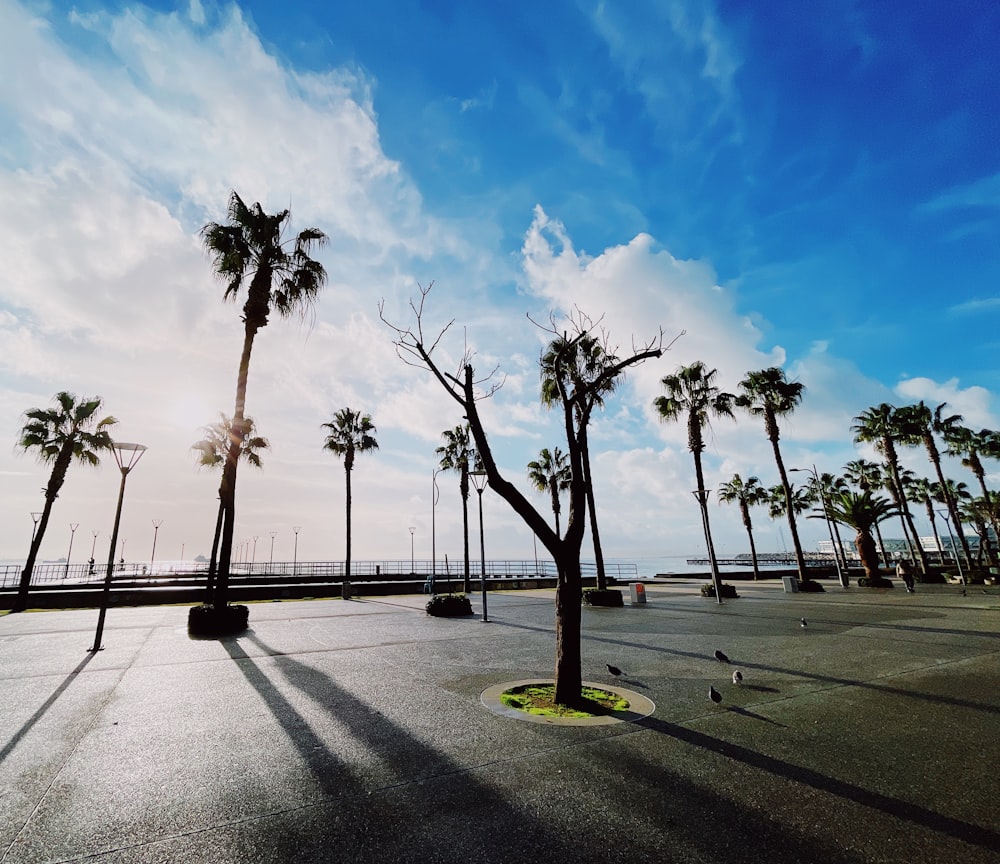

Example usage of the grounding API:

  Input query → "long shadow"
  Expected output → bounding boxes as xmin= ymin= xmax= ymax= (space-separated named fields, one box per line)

xmin=235 ymin=633 xmax=868 ymax=864
xmin=633 ymin=715 xmax=1000 ymax=854
xmin=0 ymin=652 xmax=94 ymax=765
xmin=492 ymin=618 xmax=1000 ymax=716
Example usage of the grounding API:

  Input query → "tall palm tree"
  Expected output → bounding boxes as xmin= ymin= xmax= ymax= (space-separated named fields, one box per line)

xmin=655 ymin=362 xmax=735 ymax=594
xmin=527 ymin=447 xmax=572 ymax=538
xmin=944 ymin=425 xmax=1000 ymax=548
xmin=192 ymin=414 xmax=269 ymax=596
xmin=322 ymin=409 xmax=378 ymax=581
xmin=718 ymin=474 xmax=769 ymax=580
xmin=803 ymin=472 xmax=851 ymax=571
xmin=736 ymin=367 xmax=810 ymax=582
xmin=14 ymin=392 xmax=117 ymax=612
xmin=436 ymin=423 xmax=474 ymax=593
xmin=825 ymin=491 xmax=901 ymax=582
xmin=768 ymin=483 xmax=813 ymax=520
xmin=852 ymin=403 xmax=929 ymax=574
xmin=961 ymin=492 xmax=1000 ymax=568
xmin=540 ymin=334 xmax=619 ymax=589
xmin=909 ymin=477 xmax=944 ymax=562
xmin=202 ymin=191 xmax=328 ymax=612
xmin=896 ymin=401 xmax=972 ymax=566
xmin=843 ymin=458 xmax=890 ymax=563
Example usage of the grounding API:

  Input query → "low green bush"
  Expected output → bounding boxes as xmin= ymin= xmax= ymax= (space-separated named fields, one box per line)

xmin=700 ymin=582 xmax=739 ymax=599
xmin=797 ymin=579 xmax=826 ymax=593
xmin=583 ymin=588 xmax=625 ymax=607
xmin=425 ymin=593 xmax=473 ymax=617
xmin=857 ymin=576 xmax=893 ymax=588
xmin=187 ymin=603 xmax=249 ymax=636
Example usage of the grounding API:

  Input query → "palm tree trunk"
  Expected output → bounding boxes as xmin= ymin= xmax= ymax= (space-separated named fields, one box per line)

xmin=14 ymin=448 xmax=71 ymax=612
xmin=216 ymin=325 xmax=257 ymax=610
xmin=206 ymin=496 xmax=224 ymax=603
xmin=693 ymin=450 xmax=723 ymax=599
xmin=461 ymin=479 xmax=471 ymax=594
xmin=924 ymin=504 xmax=944 ymax=565
xmin=740 ymin=502 xmax=762 ymax=581
xmin=928 ymin=447 xmax=973 ymax=567
xmin=345 ymin=466 xmax=353 ymax=579
xmin=550 ymin=480 xmax=561 ymax=538
xmin=873 ymin=521 xmax=888 ymax=567
xmin=580 ymin=432 xmax=607 ymax=590
xmin=771 ymin=437 xmax=808 ymax=581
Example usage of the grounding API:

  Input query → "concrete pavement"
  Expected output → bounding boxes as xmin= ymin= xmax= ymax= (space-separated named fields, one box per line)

xmin=1 ymin=580 xmax=997 ymax=863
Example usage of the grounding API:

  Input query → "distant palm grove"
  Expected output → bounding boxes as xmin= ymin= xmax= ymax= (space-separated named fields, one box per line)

xmin=12 ymin=192 xmax=999 ymax=701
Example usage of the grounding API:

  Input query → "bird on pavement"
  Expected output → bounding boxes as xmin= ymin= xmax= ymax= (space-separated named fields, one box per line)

xmin=732 ymin=669 xmax=743 ymax=685
xmin=800 ymin=618 xmax=808 ymax=628
xmin=709 ymin=686 xmax=722 ymax=704
xmin=607 ymin=664 xmax=624 ymax=677
xmin=714 ymin=649 xmax=730 ymax=663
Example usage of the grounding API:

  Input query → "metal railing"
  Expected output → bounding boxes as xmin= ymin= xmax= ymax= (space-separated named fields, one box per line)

xmin=1 ymin=560 xmax=639 ymax=590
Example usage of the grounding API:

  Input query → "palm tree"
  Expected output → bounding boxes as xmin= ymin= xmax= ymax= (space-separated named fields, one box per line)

xmin=803 ymin=472 xmax=851 ymax=571
xmin=436 ymin=423 xmax=474 ymax=593
xmin=768 ymin=483 xmax=813 ymax=520
xmin=896 ymin=401 xmax=972 ymax=566
xmin=322 ymin=409 xmax=378 ymax=581
xmin=944 ymin=425 xmax=1000 ymax=548
xmin=540 ymin=334 xmax=619 ymax=590
xmin=852 ymin=404 xmax=929 ymax=574
xmin=14 ymin=392 xmax=117 ymax=612
xmin=192 ymin=414 xmax=269 ymax=597
xmin=843 ymin=458 xmax=890 ymax=563
xmin=201 ymin=191 xmax=328 ymax=612
xmin=825 ymin=491 xmax=901 ymax=582
xmin=655 ymin=362 xmax=735 ymax=595
xmin=961 ymin=493 xmax=1000 ymax=568
xmin=718 ymin=474 xmax=769 ymax=580
xmin=909 ymin=477 xmax=944 ymax=562
xmin=736 ymin=367 xmax=809 ymax=583
xmin=527 ymin=447 xmax=572 ymax=537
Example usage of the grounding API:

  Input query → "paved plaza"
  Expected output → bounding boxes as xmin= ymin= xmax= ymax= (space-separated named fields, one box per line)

xmin=1 ymin=580 xmax=997 ymax=863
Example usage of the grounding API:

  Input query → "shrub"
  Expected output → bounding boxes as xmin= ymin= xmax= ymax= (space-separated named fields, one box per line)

xmin=583 ymin=588 xmax=625 ymax=607
xmin=797 ymin=579 xmax=826 ymax=593
xmin=857 ymin=576 xmax=893 ymax=588
xmin=188 ymin=603 xmax=250 ymax=637
xmin=700 ymin=582 xmax=739 ymax=599
xmin=425 ymin=593 xmax=473 ymax=617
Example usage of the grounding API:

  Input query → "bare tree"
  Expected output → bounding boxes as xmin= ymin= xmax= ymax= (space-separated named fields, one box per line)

xmin=381 ymin=285 xmax=668 ymax=706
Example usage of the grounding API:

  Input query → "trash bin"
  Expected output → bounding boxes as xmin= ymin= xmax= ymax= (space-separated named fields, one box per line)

xmin=629 ymin=582 xmax=647 ymax=604
xmin=781 ymin=576 xmax=799 ymax=593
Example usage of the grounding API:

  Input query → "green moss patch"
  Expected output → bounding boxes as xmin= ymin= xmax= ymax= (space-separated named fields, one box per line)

xmin=499 ymin=684 xmax=629 ymax=718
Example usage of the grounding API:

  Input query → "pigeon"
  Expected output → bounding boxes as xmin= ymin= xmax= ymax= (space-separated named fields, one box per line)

xmin=709 ymin=685 xmax=722 ymax=704
xmin=606 ymin=664 xmax=624 ymax=677
xmin=732 ymin=669 xmax=743 ymax=685
xmin=714 ymin=649 xmax=730 ymax=664
xmin=800 ymin=618 xmax=808 ymax=628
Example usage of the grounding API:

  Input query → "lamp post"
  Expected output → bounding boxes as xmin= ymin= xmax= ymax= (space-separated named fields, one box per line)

xmin=150 ymin=520 xmax=162 ymax=573
xmin=91 ymin=442 xmax=146 ymax=652
xmin=89 ymin=530 xmax=99 ymax=575
xmin=293 ymin=526 xmax=301 ymax=576
xmin=30 ymin=512 xmax=42 ymax=545
xmin=251 ymin=535 xmax=258 ymax=571
xmin=936 ymin=508 xmax=966 ymax=585
xmin=64 ymin=523 xmax=79 ymax=577
xmin=469 ymin=468 xmax=489 ymax=622
xmin=792 ymin=465 xmax=847 ymax=588
xmin=692 ymin=490 xmax=723 ymax=605
xmin=408 ymin=526 xmax=416 ymax=573
xmin=269 ymin=531 xmax=276 ymax=568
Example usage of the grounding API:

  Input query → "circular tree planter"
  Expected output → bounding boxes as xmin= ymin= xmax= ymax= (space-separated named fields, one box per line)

xmin=188 ymin=603 xmax=249 ymax=637
xmin=700 ymin=583 xmax=740 ymax=599
xmin=583 ymin=588 xmax=625 ymax=607
xmin=425 ymin=594 xmax=473 ymax=617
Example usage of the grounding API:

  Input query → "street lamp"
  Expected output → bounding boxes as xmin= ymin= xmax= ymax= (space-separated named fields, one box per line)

xmin=293 ymin=526 xmax=301 ymax=576
xmin=251 ymin=535 xmax=258 ymax=571
xmin=431 ymin=469 xmax=440 ymax=589
xmin=150 ymin=520 xmax=162 ymax=573
xmin=936 ymin=508 xmax=966 ymax=585
xmin=408 ymin=526 xmax=416 ymax=573
xmin=692 ymin=490 xmax=723 ymax=605
xmin=792 ymin=465 xmax=847 ymax=588
xmin=89 ymin=530 xmax=99 ymax=575
xmin=65 ymin=523 xmax=79 ymax=578
xmin=269 ymin=531 xmax=277 ymax=568
xmin=469 ymin=468 xmax=489 ymax=622
xmin=91 ymin=442 xmax=147 ymax=652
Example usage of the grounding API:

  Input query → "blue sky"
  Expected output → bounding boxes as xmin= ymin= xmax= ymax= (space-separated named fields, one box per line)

xmin=2 ymin=0 xmax=999 ymax=568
